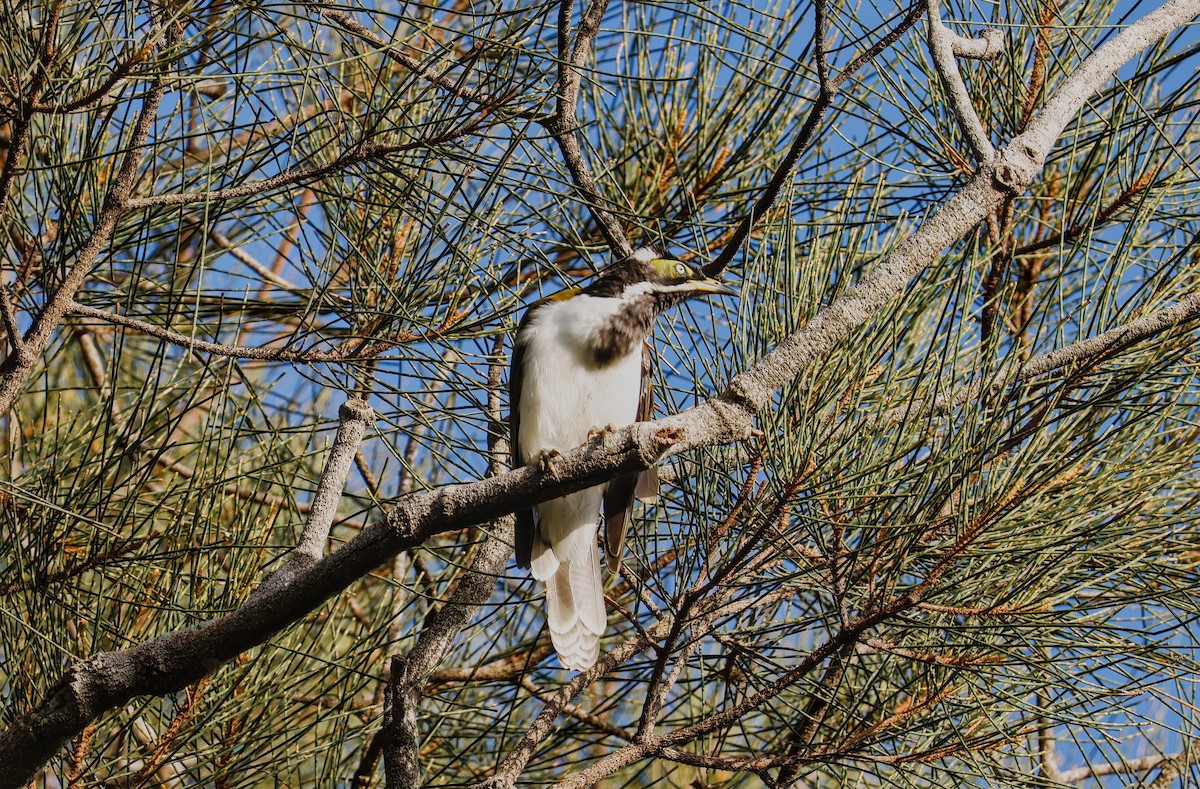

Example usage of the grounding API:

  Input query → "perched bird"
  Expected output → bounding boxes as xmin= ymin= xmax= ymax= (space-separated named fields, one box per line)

xmin=509 ymin=246 xmax=736 ymax=670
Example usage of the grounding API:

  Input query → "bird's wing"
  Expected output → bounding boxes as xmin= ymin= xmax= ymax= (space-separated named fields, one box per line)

xmin=603 ymin=341 xmax=658 ymax=573
xmin=511 ymin=306 xmax=537 ymax=569
xmin=512 ymin=288 xmax=583 ymax=569
xmin=634 ymin=345 xmax=659 ymax=504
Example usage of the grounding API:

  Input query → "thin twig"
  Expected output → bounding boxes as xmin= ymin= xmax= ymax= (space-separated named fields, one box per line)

xmin=704 ymin=2 xmax=927 ymax=276
xmin=382 ymin=656 xmax=420 ymax=789
xmin=846 ymin=290 xmax=1200 ymax=438
xmin=208 ymin=230 xmax=306 ymax=292
xmin=546 ymin=0 xmax=631 ymax=256
xmin=0 ymin=16 xmax=180 ymax=416
xmin=319 ymin=8 xmax=540 ymax=122
xmin=127 ymin=124 xmax=495 ymax=210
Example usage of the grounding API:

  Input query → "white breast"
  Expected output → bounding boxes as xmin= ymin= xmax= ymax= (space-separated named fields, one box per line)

xmin=517 ymin=296 xmax=643 ymax=462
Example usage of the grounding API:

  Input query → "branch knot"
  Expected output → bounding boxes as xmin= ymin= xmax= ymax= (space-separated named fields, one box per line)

xmin=991 ymin=143 xmax=1042 ymax=194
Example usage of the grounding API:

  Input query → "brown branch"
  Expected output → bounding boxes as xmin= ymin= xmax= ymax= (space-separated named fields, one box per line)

xmin=518 ymin=675 xmax=632 ymax=742
xmin=1020 ymin=1 xmax=1058 ymax=129
xmin=545 ymin=0 xmax=631 ymax=257
xmin=29 ymin=37 xmax=155 ymax=114
xmin=426 ymin=643 xmax=556 ymax=687
xmin=0 ymin=0 xmax=60 ymax=219
xmin=0 ymin=532 xmax=160 ymax=596
xmin=0 ymin=17 xmax=178 ymax=418
xmin=1013 ymin=165 xmax=1162 ymax=257
xmin=130 ymin=679 xmax=209 ymax=789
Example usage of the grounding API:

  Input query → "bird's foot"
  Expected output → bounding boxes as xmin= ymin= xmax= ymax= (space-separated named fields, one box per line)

xmin=742 ymin=426 xmax=765 ymax=442
xmin=537 ymin=449 xmax=562 ymax=479
xmin=588 ymin=423 xmax=619 ymax=448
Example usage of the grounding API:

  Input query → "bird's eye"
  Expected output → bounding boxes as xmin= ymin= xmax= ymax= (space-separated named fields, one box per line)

xmin=675 ymin=262 xmax=688 ymax=276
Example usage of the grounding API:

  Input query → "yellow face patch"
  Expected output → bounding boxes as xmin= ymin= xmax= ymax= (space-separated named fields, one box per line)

xmin=649 ymin=257 xmax=693 ymax=280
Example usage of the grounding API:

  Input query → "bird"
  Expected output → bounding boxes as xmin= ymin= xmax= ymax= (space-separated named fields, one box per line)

xmin=509 ymin=245 xmax=737 ymax=670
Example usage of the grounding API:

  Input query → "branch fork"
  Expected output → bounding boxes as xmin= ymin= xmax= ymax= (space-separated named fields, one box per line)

xmin=925 ymin=0 xmax=1004 ymax=163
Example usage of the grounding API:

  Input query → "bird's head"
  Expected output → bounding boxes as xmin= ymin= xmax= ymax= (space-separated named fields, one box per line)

xmin=586 ymin=246 xmax=737 ymax=306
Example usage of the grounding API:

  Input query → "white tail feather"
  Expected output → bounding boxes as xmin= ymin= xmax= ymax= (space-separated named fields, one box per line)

xmin=540 ymin=498 xmax=604 ymax=661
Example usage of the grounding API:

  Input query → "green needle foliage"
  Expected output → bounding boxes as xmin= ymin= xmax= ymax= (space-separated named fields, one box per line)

xmin=1 ymin=0 xmax=1199 ymax=786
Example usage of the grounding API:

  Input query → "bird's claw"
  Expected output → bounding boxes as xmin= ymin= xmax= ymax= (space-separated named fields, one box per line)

xmin=588 ymin=423 xmax=619 ymax=447
xmin=538 ymin=449 xmax=562 ymax=479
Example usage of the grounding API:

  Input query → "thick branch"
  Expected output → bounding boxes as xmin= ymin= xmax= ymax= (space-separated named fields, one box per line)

xmin=382 ymin=656 xmax=421 ymax=789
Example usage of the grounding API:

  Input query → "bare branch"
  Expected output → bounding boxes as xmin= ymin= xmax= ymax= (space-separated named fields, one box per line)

xmin=382 ymin=656 xmax=421 ymax=789
xmin=546 ymin=0 xmax=631 ymax=257
xmin=65 ymin=300 xmax=463 ymax=363
xmin=953 ymin=28 xmax=1004 ymax=59
xmin=925 ymin=0 xmax=998 ymax=163
xmin=0 ymin=287 xmax=21 ymax=354
xmin=294 ymin=398 xmax=375 ymax=561
xmin=1056 ymin=753 xmax=1175 ymax=783
xmin=28 ymin=36 xmax=156 ymax=114
xmin=65 ymin=301 xmax=342 ymax=362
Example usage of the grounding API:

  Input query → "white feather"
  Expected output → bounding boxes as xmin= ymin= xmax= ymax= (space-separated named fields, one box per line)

xmin=517 ymin=295 xmax=643 ymax=669
xmin=627 ymin=245 xmax=661 ymax=263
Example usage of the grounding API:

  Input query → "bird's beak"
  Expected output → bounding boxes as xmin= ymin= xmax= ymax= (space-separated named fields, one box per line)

xmin=685 ymin=277 xmax=738 ymax=297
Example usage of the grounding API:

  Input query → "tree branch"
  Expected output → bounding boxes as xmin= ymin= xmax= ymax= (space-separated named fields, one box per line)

xmin=1057 ymin=752 xmax=1177 ymax=783
xmin=0 ymin=17 xmax=179 ymax=417
xmin=318 ymin=2 xmax=629 ymax=257
xmin=860 ymin=291 xmax=1200 ymax=436
xmin=925 ymin=0 xmax=999 ymax=163
xmin=382 ymin=656 xmax=421 ymax=789
xmin=294 ymin=399 xmax=374 ymax=561
xmin=126 ymin=124 xmax=493 ymax=211
xmin=546 ymin=0 xmax=631 ymax=257
xmin=318 ymin=8 xmax=541 ymax=122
